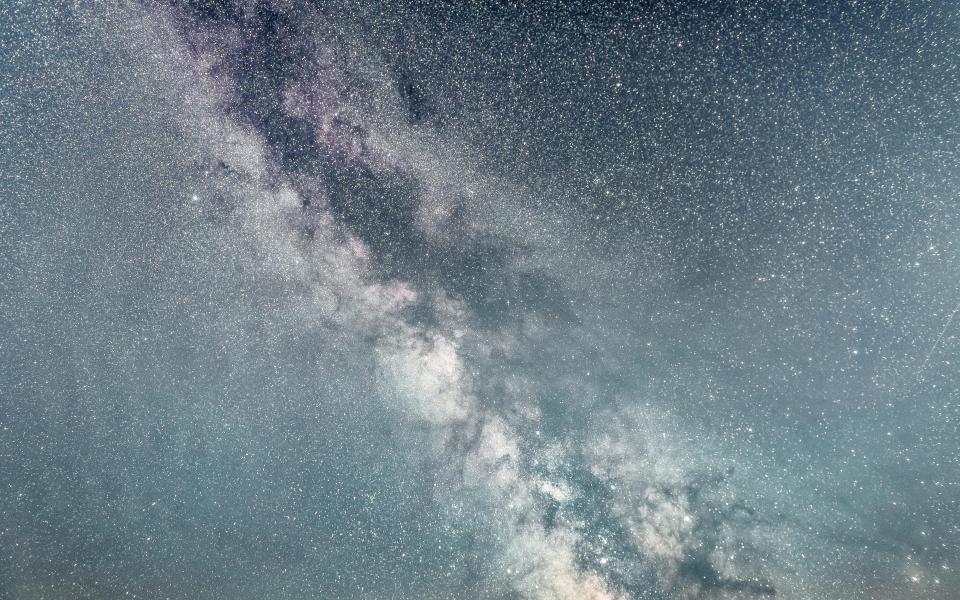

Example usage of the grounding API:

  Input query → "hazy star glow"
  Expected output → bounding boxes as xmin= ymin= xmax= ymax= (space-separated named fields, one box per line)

xmin=2 ymin=1 xmax=958 ymax=599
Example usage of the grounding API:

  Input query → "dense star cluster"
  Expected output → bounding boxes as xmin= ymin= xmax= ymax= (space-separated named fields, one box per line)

xmin=2 ymin=1 xmax=958 ymax=599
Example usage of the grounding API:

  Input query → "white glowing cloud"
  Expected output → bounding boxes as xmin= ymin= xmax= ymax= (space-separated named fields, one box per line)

xmin=117 ymin=4 xmax=627 ymax=598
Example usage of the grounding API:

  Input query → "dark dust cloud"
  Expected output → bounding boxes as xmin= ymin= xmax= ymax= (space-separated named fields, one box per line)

xmin=2 ymin=1 xmax=959 ymax=599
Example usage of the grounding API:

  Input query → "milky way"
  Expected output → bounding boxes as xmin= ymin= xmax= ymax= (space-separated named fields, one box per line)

xmin=2 ymin=1 xmax=959 ymax=599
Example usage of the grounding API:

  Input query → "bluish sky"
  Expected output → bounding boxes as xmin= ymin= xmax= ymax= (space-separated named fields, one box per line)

xmin=2 ymin=1 xmax=958 ymax=599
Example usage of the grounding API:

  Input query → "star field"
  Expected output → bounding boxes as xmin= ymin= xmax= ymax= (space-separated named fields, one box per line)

xmin=2 ymin=1 xmax=958 ymax=599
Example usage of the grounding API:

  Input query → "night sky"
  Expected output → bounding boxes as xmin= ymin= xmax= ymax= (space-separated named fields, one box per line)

xmin=2 ymin=1 xmax=959 ymax=599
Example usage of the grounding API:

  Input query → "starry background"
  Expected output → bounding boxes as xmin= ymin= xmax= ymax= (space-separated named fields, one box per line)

xmin=2 ymin=1 xmax=959 ymax=599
